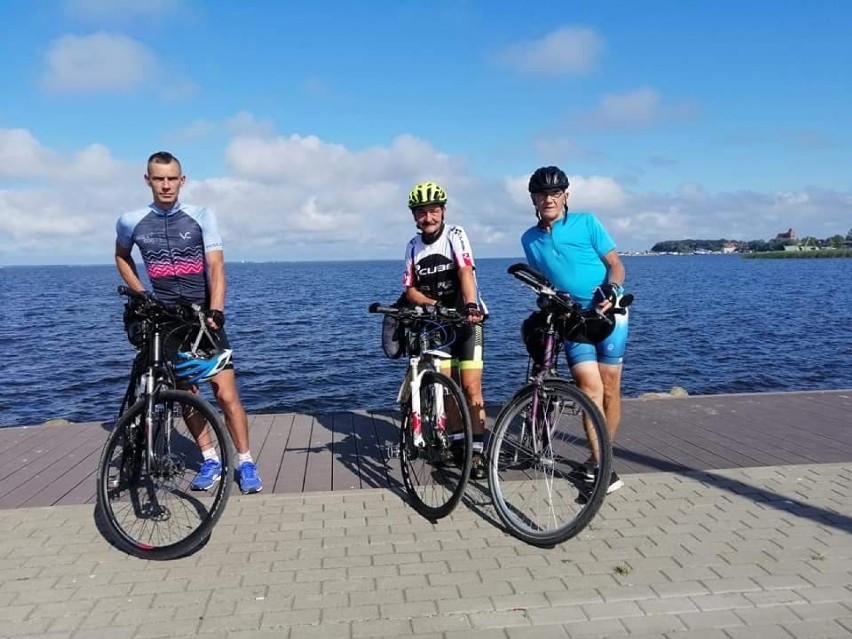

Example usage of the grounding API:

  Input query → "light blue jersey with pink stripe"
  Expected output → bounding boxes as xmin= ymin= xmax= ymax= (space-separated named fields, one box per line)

xmin=116 ymin=203 xmax=223 ymax=306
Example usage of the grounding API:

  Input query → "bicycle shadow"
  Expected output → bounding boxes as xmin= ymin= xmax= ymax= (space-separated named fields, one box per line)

xmin=310 ymin=410 xmax=408 ymax=502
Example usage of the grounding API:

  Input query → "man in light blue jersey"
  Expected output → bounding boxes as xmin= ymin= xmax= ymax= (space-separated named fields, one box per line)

xmin=521 ymin=166 xmax=628 ymax=493
xmin=115 ymin=151 xmax=262 ymax=494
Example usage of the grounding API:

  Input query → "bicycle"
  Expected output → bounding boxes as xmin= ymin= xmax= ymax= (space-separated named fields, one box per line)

xmin=96 ymin=286 xmax=233 ymax=560
xmin=368 ymin=302 xmax=475 ymax=521
xmin=487 ymin=263 xmax=633 ymax=546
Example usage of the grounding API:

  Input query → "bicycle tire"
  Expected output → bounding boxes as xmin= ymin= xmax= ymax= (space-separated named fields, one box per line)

xmin=400 ymin=371 xmax=473 ymax=521
xmin=96 ymin=389 xmax=233 ymax=560
xmin=488 ymin=378 xmax=611 ymax=546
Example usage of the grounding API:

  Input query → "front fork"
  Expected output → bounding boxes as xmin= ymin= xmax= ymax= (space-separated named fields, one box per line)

xmin=392 ymin=357 xmax=447 ymax=455
xmin=141 ymin=374 xmax=172 ymax=476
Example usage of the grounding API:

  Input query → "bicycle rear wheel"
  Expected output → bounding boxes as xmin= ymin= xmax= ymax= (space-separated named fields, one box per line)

xmin=488 ymin=378 xmax=611 ymax=546
xmin=96 ymin=389 xmax=232 ymax=560
xmin=400 ymin=371 xmax=473 ymax=521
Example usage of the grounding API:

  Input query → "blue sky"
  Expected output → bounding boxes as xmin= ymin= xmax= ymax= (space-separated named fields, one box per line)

xmin=1 ymin=0 xmax=850 ymax=264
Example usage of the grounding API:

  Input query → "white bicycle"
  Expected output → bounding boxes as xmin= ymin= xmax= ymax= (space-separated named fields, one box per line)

xmin=369 ymin=302 xmax=474 ymax=521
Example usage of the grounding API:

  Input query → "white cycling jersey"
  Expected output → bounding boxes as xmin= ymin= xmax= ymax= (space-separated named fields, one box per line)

xmin=402 ymin=224 xmax=488 ymax=313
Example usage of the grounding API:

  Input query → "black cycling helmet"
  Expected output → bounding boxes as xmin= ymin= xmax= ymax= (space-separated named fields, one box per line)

xmin=528 ymin=166 xmax=569 ymax=193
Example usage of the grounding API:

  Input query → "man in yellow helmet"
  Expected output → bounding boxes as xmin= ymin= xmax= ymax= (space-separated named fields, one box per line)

xmin=402 ymin=182 xmax=489 ymax=480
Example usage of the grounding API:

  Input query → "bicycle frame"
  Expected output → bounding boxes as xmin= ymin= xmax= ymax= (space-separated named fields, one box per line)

xmin=396 ymin=330 xmax=454 ymax=447
xmin=120 ymin=291 xmax=210 ymax=476
xmin=521 ymin=311 xmax=563 ymax=459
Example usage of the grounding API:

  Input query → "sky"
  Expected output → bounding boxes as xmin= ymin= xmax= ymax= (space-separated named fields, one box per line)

xmin=0 ymin=0 xmax=850 ymax=265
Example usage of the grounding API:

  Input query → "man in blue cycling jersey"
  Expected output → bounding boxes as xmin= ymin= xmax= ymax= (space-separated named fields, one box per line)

xmin=521 ymin=166 xmax=628 ymax=493
xmin=114 ymin=151 xmax=262 ymax=494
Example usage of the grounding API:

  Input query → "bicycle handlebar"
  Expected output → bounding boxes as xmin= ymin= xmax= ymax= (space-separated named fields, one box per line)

xmin=508 ymin=263 xmax=634 ymax=325
xmin=118 ymin=286 xmax=204 ymax=323
xmin=368 ymin=302 xmax=473 ymax=325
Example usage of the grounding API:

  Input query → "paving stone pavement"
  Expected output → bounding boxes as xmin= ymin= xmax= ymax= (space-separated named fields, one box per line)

xmin=0 ymin=463 xmax=850 ymax=639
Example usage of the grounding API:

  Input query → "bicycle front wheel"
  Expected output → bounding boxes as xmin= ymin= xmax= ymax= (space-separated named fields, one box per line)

xmin=488 ymin=378 xmax=611 ymax=546
xmin=400 ymin=371 xmax=473 ymax=521
xmin=96 ymin=389 xmax=233 ymax=560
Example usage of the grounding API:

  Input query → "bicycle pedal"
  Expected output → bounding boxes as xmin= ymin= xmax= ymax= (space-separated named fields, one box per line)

xmin=385 ymin=444 xmax=401 ymax=460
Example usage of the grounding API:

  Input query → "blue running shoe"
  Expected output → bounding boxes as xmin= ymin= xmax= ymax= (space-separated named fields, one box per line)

xmin=237 ymin=461 xmax=263 ymax=494
xmin=191 ymin=459 xmax=222 ymax=491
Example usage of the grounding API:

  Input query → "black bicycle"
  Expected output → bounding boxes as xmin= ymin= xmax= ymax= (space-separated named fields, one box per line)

xmin=369 ymin=302 xmax=474 ymax=521
xmin=487 ymin=263 xmax=633 ymax=546
xmin=96 ymin=286 xmax=233 ymax=560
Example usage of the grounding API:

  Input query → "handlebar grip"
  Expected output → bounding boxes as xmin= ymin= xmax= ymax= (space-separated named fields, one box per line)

xmin=508 ymin=262 xmax=553 ymax=286
xmin=118 ymin=285 xmax=148 ymax=301
xmin=369 ymin=304 xmax=397 ymax=314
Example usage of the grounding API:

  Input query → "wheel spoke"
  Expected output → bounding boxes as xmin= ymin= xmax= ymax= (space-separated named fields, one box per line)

xmin=400 ymin=372 xmax=472 ymax=520
xmin=489 ymin=380 xmax=611 ymax=545
xmin=97 ymin=390 xmax=232 ymax=559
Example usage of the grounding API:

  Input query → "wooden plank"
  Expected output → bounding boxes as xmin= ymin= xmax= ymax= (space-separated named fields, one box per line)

xmin=371 ymin=410 xmax=405 ymax=492
xmin=23 ymin=446 xmax=101 ymax=508
xmin=639 ymin=400 xmax=796 ymax=466
xmin=0 ymin=390 xmax=851 ymax=509
xmin=57 ymin=481 xmax=95 ymax=506
xmin=0 ymin=425 xmax=106 ymax=503
xmin=275 ymin=413 xmax=313 ymax=493
xmin=331 ymin=412 xmax=361 ymax=491
xmin=247 ymin=413 xmax=276 ymax=461
xmin=351 ymin=409 xmax=390 ymax=490
xmin=255 ymin=413 xmax=293 ymax=493
xmin=0 ymin=423 xmax=98 ymax=482
xmin=0 ymin=426 xmax=43 ymax=450
xmin=303 ymin=413 xmax=333 ymax=492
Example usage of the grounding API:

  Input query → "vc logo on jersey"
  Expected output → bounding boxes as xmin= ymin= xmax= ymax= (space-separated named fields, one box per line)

xmin=180 ymin=232 xmax=191 ymax=240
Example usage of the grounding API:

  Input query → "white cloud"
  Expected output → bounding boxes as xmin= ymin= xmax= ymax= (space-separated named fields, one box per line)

xmin=496 ymin=26 xmax=604 ymax=77
xmin=503 ymin=172 xmax=626 ymax=212
xmin=568 ymin=175 xmax=628 ymax=210
xmin=0 ymin=129 xmax=58 ymax=179
xmin=224 ymin=133 xmax=464 ymax=188
xmin=2 ymin=127 xmax=850 ymax=264
xmin=42 ymin=32 xmax=158 ymax=94
xmin=577 ymin=88 xmax=699 ymax=132
xmin=0 ymin=128 xmax=125 ymax=183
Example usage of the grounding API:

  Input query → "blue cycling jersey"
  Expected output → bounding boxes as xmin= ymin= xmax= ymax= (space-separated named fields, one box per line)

xmin=116 ymin=202 xmax=223 ymax=306
xmin=521 ymin=212 xmax=616 ymax=308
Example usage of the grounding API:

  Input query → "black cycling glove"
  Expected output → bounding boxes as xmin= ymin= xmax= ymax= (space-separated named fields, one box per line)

xmin=598 ymin=283 xmax=622 ymax=306
xmin=206 ymin=309 xmax=226 ymax=328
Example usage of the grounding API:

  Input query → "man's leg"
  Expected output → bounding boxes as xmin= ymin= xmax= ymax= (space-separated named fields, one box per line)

xmin=569 ymin=359 xmax=605 ymax=464
xmin=571 ymin=361 xmax=623 ymax=492
xmin=210 ymin=369 xmax=249 ymax=454
xmin=598 ymin=363 xmax=623 ymax=443
xmin=210 ymin=369 xmax=262 ymax=493
xmin=458 ymin=367 xmax=485 ymax=437
xmin=456 ymin=324 xmax=486 ymax=478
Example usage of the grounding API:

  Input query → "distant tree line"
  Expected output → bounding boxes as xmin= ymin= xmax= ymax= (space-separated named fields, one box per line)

xmin=651 ymin=227 xmax=852 ymax=253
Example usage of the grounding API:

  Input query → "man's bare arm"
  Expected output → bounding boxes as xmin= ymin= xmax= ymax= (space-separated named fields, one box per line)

xmin=601 ymin=249 xmax=626 ymax=288
xmin=114 ymin=242 xmax=145 ymax=292
xmin=206 ymin=250 xmax=226 ymax=311
xmin=405 ymin=286 xmax=437 ymax=306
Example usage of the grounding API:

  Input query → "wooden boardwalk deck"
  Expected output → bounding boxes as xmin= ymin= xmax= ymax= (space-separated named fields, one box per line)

xmin=1 ymin=390 xmax=850 ymax=510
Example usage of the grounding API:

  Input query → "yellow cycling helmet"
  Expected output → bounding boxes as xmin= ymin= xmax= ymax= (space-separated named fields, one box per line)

xmin=408 ymin=182 xmax=447 ymax=210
